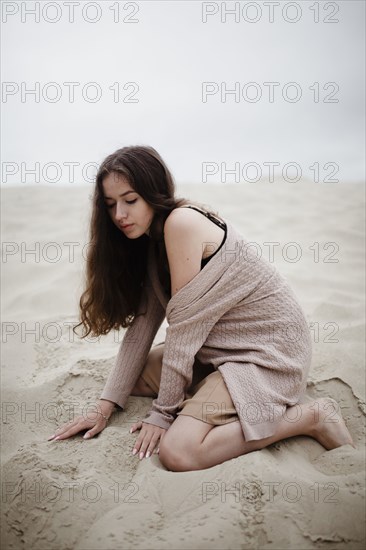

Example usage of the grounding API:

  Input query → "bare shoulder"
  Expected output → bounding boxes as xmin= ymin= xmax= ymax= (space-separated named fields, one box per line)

xmin=164 ymin=206 xmax=205 ymax=227
xmin=163 ymin=207 xmax=205 ymax=258
xmin=164 ymin=206 xmax=225 ymax=260
xmin=163 ymin=206 xmax=210 ymax=242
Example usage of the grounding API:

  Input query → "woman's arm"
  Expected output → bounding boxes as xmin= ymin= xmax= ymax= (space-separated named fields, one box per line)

xmin=99 ymin=276 xmax=166 ymax=409
xmin=141 ymin=211 xmax=234 ymax=429
xmin=48 ymin=276 xmax=166 ymax=442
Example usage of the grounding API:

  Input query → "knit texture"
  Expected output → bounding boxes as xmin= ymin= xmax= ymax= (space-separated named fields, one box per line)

xmin=100 ymin=217 xmax=312 ymax=441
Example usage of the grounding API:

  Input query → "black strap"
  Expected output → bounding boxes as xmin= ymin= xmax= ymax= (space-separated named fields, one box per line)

xmin=183 ymin=206 xmax=226 ymax=230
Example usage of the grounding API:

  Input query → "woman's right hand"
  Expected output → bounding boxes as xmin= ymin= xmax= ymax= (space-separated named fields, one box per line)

xmin=47 ymin=400 xmax=115 ymax=441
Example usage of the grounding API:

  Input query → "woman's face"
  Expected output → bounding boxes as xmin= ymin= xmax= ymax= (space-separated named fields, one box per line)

xmin=102 ymin=171 xmax=155 ymax=238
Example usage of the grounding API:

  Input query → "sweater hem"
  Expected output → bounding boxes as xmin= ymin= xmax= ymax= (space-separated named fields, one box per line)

xmin=99 ymin=390 xmax=127 ymax=411
xmin=142 ymin=412 xmax=173 ymax=430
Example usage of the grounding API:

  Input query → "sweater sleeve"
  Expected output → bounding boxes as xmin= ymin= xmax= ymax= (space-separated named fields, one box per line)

xmin=99 ymin=277 xmax=166 ymax=410
xmin=141 ymin=296 xmax=233 ymax=430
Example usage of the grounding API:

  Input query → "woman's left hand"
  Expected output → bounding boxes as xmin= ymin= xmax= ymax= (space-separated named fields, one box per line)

xmin=130 ymin=421 xmax=167 ymax=459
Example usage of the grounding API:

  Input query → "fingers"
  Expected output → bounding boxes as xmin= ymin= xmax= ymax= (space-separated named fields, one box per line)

xmin=129 ymin=421 xmax=142 ymax=433
xmin=132 ymin=428 xmax=162 ymax=459
xmin=83 ymin=422 xmax=105 ymax=439
xmin=48 ymin=416 xmax=105 ymax=441
xmin=48 ymin=419 xmax=78 ymax=441
xmin=49 ymin=422 xmax=86 ymax=441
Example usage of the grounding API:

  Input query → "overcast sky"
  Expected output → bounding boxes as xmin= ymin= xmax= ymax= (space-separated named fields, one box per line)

xmin=2 ymin=0 xmax=365 ymax=185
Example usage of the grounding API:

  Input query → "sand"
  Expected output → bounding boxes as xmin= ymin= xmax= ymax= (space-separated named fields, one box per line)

xmin=1 ymin=181 xmax=365 ymax=549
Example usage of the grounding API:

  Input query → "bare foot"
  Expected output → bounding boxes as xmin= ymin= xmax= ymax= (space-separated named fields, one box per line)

xmin=309 ymin=397 xmax=356 ymax=450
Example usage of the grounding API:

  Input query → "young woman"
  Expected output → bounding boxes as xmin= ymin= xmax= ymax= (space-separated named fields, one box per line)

xmin=48 ymin=145 xmax=355 ymax=471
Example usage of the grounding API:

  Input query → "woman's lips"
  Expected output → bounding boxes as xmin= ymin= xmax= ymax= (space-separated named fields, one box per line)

xmin=121 ymin=224 xmax=133 ymax=230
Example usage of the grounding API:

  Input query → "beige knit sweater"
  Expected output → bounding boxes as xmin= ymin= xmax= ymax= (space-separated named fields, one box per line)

xmin=100 ymin=218 xmax=312 ymax=441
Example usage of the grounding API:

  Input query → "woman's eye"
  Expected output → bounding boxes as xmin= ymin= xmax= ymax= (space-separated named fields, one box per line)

xmin=104 ymin=199 xmax=137 ymax=208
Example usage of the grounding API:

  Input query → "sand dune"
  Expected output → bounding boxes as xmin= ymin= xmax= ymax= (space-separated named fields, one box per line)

xmin=1 ymin=181 xmax=365 ymax=549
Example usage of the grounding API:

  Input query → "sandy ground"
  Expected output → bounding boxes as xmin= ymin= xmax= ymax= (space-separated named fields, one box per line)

xmin=1 ymin=181 xmax=365 ymax=549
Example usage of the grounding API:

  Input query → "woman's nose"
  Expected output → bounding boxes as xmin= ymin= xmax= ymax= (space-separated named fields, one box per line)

xmin=115 ymin=203 xmax=127 ymax=221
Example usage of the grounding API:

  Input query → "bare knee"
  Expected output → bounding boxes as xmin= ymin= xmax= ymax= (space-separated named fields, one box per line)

xmin=146 ymin=345 xmax=163 ymax=367
xmin=131 ymin=346 xmax=163 ymax=396
xmin=159 ymin=437 xmax=203 ymax=472
xmin=130 ymin=376 xmax=156 ymax=397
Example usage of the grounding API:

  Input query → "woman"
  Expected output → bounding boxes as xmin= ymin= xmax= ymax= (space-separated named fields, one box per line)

xmin=48 ymin=145 xmax=355 ymax=471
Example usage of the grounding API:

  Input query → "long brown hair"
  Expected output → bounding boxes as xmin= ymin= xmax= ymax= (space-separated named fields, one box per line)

xmin=74 ymin=145 xmax=222 ymax=338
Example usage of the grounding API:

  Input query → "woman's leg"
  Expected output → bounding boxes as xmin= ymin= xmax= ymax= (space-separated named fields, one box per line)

xmin=131 ymin=344 xmax=355 ymax=471
xmin=159 ymin=397 xmax=355 ymax=472
xmin=130 ymin=376 xmax=156 ymax=397
xmin=130 ymin=344 xmax=163 ymax=397
xmin=131 ymin=342 xmax=213 ymax=398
